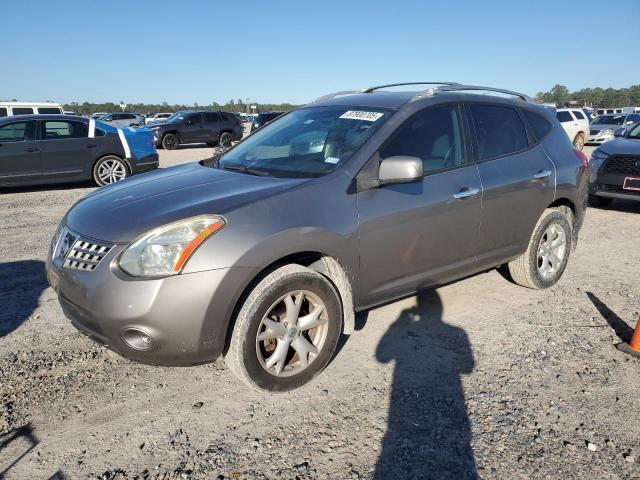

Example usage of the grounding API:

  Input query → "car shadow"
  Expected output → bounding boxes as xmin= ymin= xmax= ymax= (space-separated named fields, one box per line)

xmin=0 ymin=260 xmax=47 ymax=338
xmin=374 ymin=289 xmax=477 ymax=479
xmin=589 ymin=199 xmax=640 ymax=214
xmin=586 ymin=291 xmax=634 ymax=343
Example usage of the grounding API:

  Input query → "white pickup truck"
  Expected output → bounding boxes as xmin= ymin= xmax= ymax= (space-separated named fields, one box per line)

xmin=555 ymin=108 xmax=590 ymax=150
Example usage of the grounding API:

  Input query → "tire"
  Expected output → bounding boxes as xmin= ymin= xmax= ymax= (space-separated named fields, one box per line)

xmin=588 ymin=194 xmax=613 ymax=208
xmin=219 ymin=132 xmax=234 ymax=148
xmin=573 ymin=133 xmax=585 ymax=150
xmin=507 ymin=208 xmax=572 ymax=289
xmin=225 ymin=264 xmax=343 ymax=392
xmin=162 ymin=133 xmax=179 ymax=150
xmin=93 ymin=155 xmax=129 ymax=186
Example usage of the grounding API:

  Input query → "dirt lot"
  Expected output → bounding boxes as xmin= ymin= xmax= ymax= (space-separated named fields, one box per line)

xmin=1 ymin=145 xmax=639 ymax=479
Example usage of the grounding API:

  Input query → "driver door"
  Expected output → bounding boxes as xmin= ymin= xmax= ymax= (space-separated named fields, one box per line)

xmin=181 ymin=113 xmax=203 ymax=142
xmin=356 ymin=103 xmax=482 ymax=307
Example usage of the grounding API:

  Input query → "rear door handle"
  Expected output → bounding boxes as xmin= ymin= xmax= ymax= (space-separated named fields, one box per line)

xmin=533 ymin=169 xmax=552 ymax=179
xmin=25 ymin=148 xmax=39 ymax=153
xmin=453 ymin=187 xmax=480 ymax=199
xmin=88 ymin=144 xmax=97 ymax=148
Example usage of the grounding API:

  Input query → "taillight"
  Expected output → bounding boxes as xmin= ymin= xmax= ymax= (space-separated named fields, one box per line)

xmin=235 ymin=120 xmax=241 ymax=126
xmin=573 ymin=149 xmax=589 ymax=171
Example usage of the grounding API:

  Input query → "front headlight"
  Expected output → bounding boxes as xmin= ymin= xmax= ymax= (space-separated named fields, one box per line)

xmin=600 ymin=128 xmax=614 ymax=136
xmin=591 ymin=149 xmax=607 ymax=161
xmin=119 ymin=215 xmax=225 ymax=277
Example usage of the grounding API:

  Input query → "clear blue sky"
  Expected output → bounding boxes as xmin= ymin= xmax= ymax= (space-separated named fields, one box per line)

xmin=2 ymin=0 xmax=638 ymax=105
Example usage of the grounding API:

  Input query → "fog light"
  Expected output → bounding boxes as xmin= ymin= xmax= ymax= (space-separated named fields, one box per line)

xmin=122 ymin=328 xmax=153 ymax=351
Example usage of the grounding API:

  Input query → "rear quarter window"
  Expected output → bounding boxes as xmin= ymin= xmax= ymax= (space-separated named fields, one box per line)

xmin=572 ymin=110 xmax=585 ymax=120
xmin=38 ymin=107 xmax=62 ymax=114
xmin=522 ymin=110 xmax=553 ymax=141
xmin=0 ymin=108 xmax=6 ymax=117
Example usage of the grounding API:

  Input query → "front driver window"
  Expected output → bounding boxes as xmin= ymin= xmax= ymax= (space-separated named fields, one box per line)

xmin=628 ymin=123 xmax=640 ymax=139
xmin=380 ymin=104 xmax=464 ymax=174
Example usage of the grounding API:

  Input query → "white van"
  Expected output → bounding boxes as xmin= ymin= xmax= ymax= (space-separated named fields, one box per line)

xmin=0 ymin=102 xmax=63 ymax=117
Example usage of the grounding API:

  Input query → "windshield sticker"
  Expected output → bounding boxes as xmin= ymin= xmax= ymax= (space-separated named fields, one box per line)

xmin=324 ymin=156 xmax=340 ymax=164
xmin=339 ymin=111 xmax=384 ymax=122
xmin=304 ymin=119 xmax=315 ymax=125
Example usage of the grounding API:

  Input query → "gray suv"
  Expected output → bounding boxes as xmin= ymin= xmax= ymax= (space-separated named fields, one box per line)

xmin=98 ymin=112 xmax=145 ymax=128
xmin=46 ymin=82 xmax=588 ymax=392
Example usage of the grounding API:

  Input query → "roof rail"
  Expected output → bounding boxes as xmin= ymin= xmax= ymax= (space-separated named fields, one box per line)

xmin=313 ymin=90 xmax=361 ymax=102
xmin=415 ymin=85 xmax=533 ymax=103
xmin=360 ymin=82 xmax=460 ymax=93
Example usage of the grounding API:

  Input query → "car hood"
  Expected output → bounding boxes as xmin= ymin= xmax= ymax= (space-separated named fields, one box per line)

xmin=598 ymin=137 xmax=640 ymax=156
xmin=590 ymin=124 xmax=620 ymax=131
xmin=66 ymin=162 xmax=307 ymax=242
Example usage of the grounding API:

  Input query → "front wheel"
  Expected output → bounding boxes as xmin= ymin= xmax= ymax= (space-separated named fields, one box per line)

xmin=93 ymin=156 xmax=129 ymax=186
xmin=507 ymin=208 xmax=572 ymax=289
xmin=162 ymin=133 xmax=179 ymax=150
xmin=225 ymin=264 xmax=343 ymax=392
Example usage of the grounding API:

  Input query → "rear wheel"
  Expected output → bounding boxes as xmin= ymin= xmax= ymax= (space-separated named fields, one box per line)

xmin=573 ymin=133 xmax=585 ymax=150
xmin=225 ymin=264 xmax=343 ymax=392
xmin=507 ymin=208 xmax=572 ymax=289
xmin=588 ymin=195 xmax=613 ymax=207
xmin=162 ymin=133 xmax=179 ymax=150
xmin=219 ymin=132 xmax=234 ymax=148
xmin=93 ymin=156 xmax=129 ymax=186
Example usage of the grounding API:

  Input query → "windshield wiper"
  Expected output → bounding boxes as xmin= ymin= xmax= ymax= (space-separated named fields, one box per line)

xmin=222 ymin=164 xmax=270 ymax=177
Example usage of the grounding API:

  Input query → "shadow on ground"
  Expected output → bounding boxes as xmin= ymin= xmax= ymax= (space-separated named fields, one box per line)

xmin=587 ymin=291 xmax=634 ymax=343
xmin=0 ymin=260 xmax=47 ymax=338
xmin=0 ymin=424 xmax=65 ymax=479
xmin=373 ymin=289 xmax=477 ymax=479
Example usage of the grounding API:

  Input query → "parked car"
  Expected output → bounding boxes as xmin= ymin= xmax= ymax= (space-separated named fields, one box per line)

xmin=588 ymin=122 xmax=640 ymax=207
xmin=145 ymin=113 xmax=173 ymax=125
xmin=147 ymin=110 xmax=243 ymax=150
xmin=90 ymin=112 xmax=108 ymax=119
xmin=98 ymin=112 xmax=145 ymax=128
xmin=588 ymin=113 xmax=640 ymax=145
xmin=250 ymin=112 xmax=284 ymax=132
xmin=46 ymin=83 xmax=588 ymax=391
xmin=0 ymin=102 xmax=63 ymax=117
xmin=555 ymin=108 xmax=590 ymax=150
xmin=0 ymin=114 xmax=158 ymax=187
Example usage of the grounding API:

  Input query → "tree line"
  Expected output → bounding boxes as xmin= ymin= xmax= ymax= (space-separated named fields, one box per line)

xmin=60 ymin=100 xmax=301 ymax=115
xmin=535 ymin=84 xmax=640 ymax=108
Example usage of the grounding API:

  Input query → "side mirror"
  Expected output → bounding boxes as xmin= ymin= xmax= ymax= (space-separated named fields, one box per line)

xmin=378 ymin=156 xmax=423 ymax=184
xmin=614 ymin=127 xmax=627 ymax=138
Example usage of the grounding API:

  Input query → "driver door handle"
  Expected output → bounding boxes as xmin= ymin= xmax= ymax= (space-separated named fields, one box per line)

xmin=25 ymin=147 xmax=39 ymax=153
xmin=533 ymin=169 xmax=552 ymax=179
xmin=453 ymin=187 xmax=480 ymax=199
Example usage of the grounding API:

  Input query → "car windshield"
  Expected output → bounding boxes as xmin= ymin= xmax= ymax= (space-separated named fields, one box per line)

xmin=165 ymin=112 xmax=187 ymax=123
xmin=216 ymin=106 xmax=393 ymax=178
xmin=592 ymin=115 xmax=625 ymax=125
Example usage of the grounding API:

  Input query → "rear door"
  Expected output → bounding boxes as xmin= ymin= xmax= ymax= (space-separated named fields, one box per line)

xmin=357 ymin=103 xmax=482 ymax=307
xmin=39 ymin=120 xmax=89 ymax=175
xmin=468 ymin=103 xmax=556 ymax=268
xmin=203 ymin=112 xmax=222 ymax=143
xmin=0 ymin=120 xmax=41 ymax=182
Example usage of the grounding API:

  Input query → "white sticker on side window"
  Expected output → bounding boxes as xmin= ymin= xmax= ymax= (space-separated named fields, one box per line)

xmin=339 ymin=111 xmax=384 ymax=122
xmin=324 ymin=156 xmax=340 ymax=164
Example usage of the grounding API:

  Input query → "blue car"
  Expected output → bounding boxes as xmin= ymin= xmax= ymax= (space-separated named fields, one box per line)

xmin=0 ymin=114 xmax=158 ymax=187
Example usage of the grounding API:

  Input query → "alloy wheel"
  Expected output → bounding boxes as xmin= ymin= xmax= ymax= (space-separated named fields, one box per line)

xmin=255 ymin=290 xmax=329 ymax=377
xmin=97 ymin=159 xmax=127 ymax=184
xmin=536 ymin=223 xmax=566 ymax=280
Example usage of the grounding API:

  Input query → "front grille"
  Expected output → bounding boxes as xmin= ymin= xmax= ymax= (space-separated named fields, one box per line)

xmin=602 ymin=156 xmax=640 ymax=176
xmin=590 ymin=129 xmax=599 ymax=136
xmin=63 ymin=237 xmax=112 ymax=272
xmin=598 ymin=184 xmax=640 ymax=196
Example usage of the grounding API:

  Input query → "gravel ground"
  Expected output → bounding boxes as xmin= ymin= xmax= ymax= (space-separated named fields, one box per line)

xmin=1 ymin=145 xmax=640 ymax=479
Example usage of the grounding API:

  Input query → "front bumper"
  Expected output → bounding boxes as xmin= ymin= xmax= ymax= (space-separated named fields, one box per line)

xmin=46 ymin=241 xmax=250 ymax=366
xmin=586 ymin=134 xmax=613 ymax=145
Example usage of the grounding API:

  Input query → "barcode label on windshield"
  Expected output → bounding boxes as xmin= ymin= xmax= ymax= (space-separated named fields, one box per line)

xmin=339 ymin=111 xmax=384 ymax=122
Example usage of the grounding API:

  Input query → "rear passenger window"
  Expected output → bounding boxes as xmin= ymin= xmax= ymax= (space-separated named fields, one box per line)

xmin=470 ymin=104 xmax=528 ymax=161
xmin=556 ymin=111 xmax=573 ymax=122
xmin=0 ymin=108 xmax=6 ymax=117
xmin=44 ymin=121 xmax=88 ymax=139
xmin=572 ymin=110 xmax=585 ymax=120
xmin=0 ymin=121 xmax=36 ymax=141
xmin=205 ymin=113 xmax=221 ymax=123
xmin=12 ymin=108 xmax=34 ymax=115
xmin=522 ymin=110 xmax=552 ymax=141
xmin=381 ymin=104 xmax=464 ymax=173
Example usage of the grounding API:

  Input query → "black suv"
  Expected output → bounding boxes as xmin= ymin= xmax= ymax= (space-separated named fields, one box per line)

xmin=250 ymin=112 xmax=284 ymax=132
xmin=148 ymin=111 xmax=243 ymax=150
